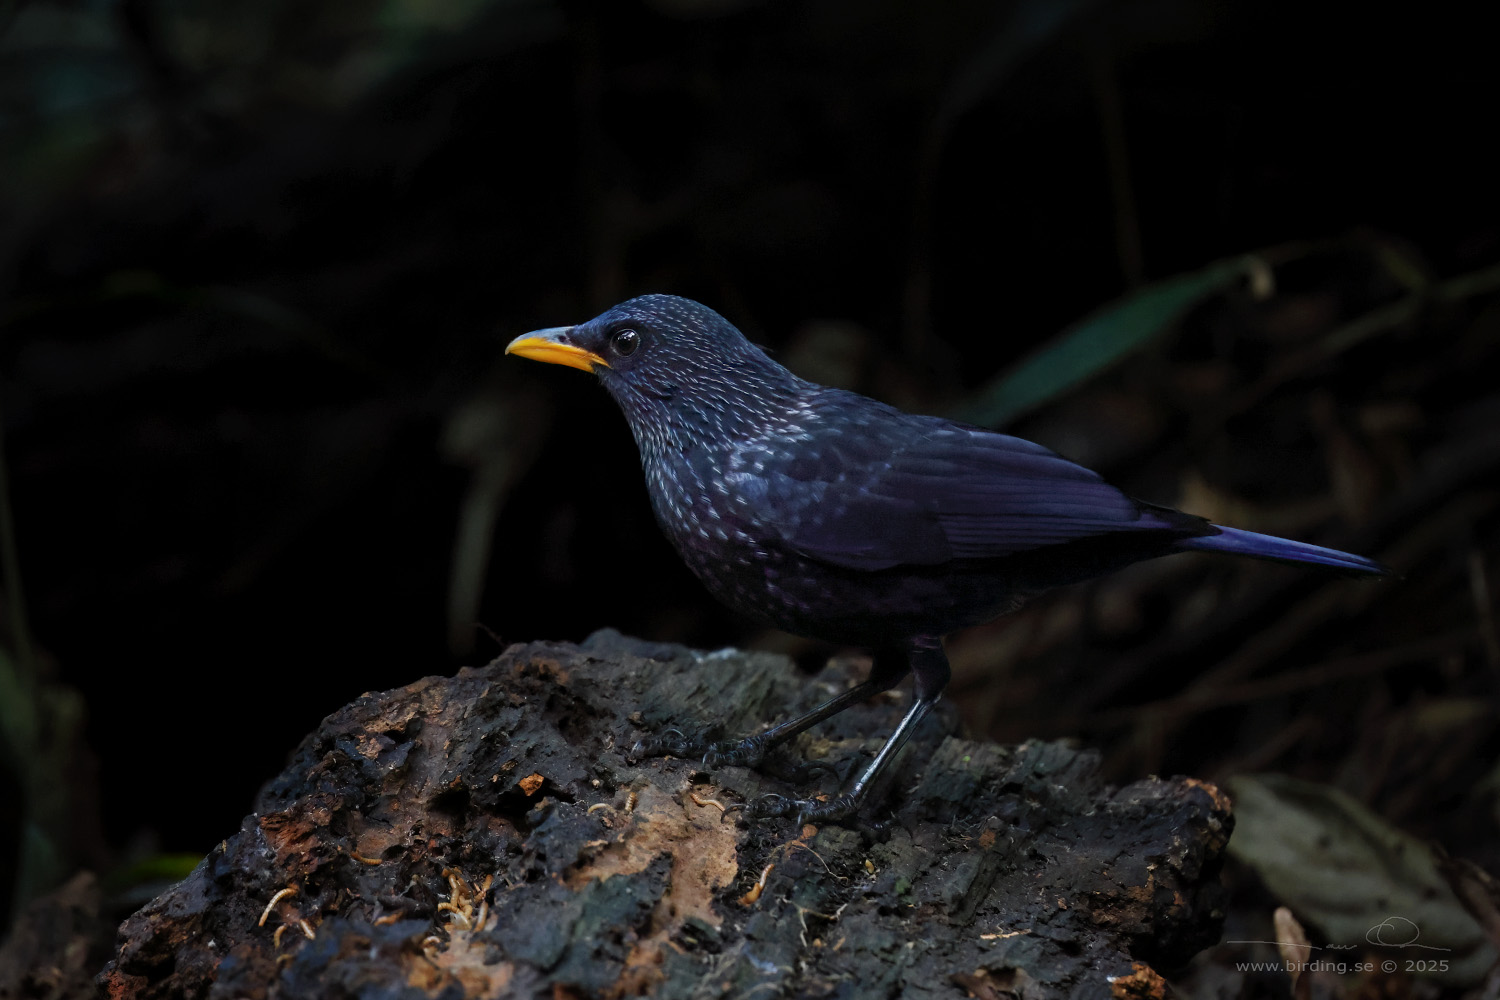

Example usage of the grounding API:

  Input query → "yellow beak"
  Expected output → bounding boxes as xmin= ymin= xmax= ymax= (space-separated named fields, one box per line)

xmin=505 ymin=326 xmax=609 ymax=373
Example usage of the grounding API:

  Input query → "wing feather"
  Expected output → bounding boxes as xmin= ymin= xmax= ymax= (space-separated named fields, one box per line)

xmin=752 ymin=396 xmax=1197 ymax=571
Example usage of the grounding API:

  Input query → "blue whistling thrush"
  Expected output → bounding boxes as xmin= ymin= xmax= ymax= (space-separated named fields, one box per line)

xmin=506 ymin=294 xmax=1387 ymax=823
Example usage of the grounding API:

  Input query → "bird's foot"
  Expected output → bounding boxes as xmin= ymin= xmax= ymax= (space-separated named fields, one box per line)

xmin=726 ymin=792 xmax=860 ymax=826
xmin=628 ymin=728 xmax=708 ymax=761
xmin=627 ymin=729 xmax=780 ymax=767
xmin=701 ymin=734 xmax=772 ymax=770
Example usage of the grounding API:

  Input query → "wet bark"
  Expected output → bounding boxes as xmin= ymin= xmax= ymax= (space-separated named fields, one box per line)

xmin=93 ymin=630 xmax=1231 ymax=999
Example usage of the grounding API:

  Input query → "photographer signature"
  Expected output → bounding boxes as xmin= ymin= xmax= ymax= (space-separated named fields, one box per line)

xmin=1228 ymin=915 xmax=1452 ymax=952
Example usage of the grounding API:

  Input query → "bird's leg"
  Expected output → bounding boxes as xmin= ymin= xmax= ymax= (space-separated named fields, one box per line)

xmin=741 ymin=637 xmax=950 ymax=825
xmin=629 ymin=650 xmax=907 ymax=770
xmin=700 ymin=660 xmax=906 ymax=770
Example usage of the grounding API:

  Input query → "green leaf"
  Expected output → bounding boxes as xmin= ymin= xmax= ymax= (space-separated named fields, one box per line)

xmin=953 ymin=258 xmax=1250 ymax=428
xmin=103 ymin=853 xmax=207 ymax=894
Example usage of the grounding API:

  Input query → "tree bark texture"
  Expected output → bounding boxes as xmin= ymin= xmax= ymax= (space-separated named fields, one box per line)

xmin=96 ymin=631 xmax=1232 ymax=999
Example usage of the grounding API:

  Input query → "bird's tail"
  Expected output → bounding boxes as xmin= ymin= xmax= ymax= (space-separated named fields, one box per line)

xmin=1173 ymin=525 xmax=1390 ymax=576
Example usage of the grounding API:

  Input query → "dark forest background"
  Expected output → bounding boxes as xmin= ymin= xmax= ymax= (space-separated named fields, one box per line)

xmin=3 ymin=0 xmax=1498 ymax=993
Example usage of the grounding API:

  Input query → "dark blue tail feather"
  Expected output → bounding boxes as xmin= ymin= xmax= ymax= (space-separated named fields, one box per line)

xmin=1174 ymin=525 xmax=1389 ymax=576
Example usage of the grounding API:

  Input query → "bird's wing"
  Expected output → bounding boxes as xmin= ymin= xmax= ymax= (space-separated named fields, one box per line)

xmin=749 ymin=403 xmax=1197 ymax=572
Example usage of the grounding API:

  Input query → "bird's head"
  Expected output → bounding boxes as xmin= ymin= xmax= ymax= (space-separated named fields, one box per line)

xmin=506 ymin=294 xmax=802 ymax=442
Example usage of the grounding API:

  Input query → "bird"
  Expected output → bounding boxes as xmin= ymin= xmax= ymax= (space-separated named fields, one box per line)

xmin=506 ymin=294 xmax=1388 ymax=823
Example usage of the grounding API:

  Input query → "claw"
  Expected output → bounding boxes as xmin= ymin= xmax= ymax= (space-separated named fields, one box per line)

xmin=702 ymin=735 xmax=767 ymax=770
xmin=794 ymin=793 xmax=860 ymax=825
xmin=732 ymin=792 xmax=861 ymax=825
xmin=723 ymin=792 xmax=843 ymax=823
xmin=740 ymin=793 xmax=799 ymax=819
xmin=630 ymin=728 xmax=708 ymax=761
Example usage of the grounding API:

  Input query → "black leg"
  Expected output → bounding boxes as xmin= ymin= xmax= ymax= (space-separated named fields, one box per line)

xmin=740 ymin=636 xmax=951 ymax=824
xmin=630 ymin=651 xmax=908 ymax=767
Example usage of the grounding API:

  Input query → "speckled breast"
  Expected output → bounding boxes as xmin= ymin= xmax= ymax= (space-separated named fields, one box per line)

xmin=650 ymin=481 xmax=1021 ymax=647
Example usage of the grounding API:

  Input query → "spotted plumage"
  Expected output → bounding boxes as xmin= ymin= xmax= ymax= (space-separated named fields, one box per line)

xmin=507 ymin=294 xmax=1387 ymax=823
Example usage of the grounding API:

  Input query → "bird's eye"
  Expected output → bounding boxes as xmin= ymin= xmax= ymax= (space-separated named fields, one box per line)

xmin=610 ymin=328 xmax=641 ymax=357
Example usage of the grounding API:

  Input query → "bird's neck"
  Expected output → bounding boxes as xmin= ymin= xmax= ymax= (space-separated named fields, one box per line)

xmin=618 ymin=366 xmax=809 ymax=466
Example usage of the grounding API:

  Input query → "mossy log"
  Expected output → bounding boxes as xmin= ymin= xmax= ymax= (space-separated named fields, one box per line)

xmin=98 ymin=630 xmax=1231 ymax=999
